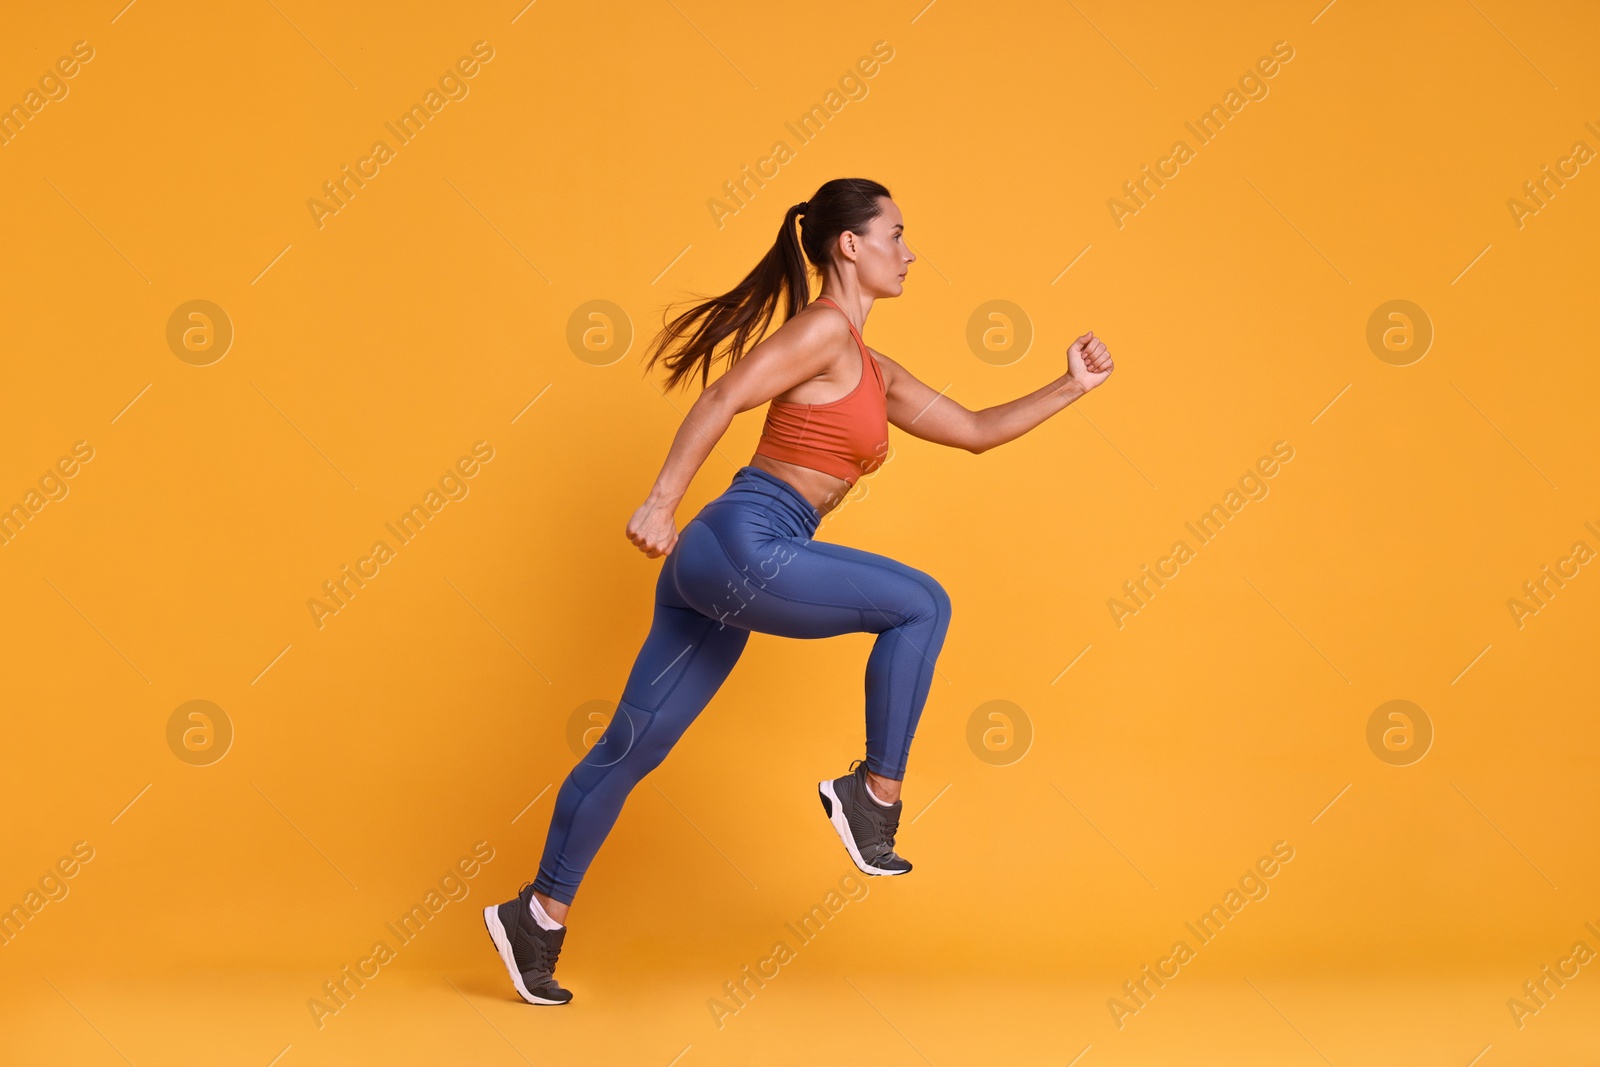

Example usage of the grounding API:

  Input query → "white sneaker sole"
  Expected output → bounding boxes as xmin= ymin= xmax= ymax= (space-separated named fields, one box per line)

xmin=817 ymin=778 xmax=909 ymax=877
xmin=482 ymin=904 xmax=569 ymax=1005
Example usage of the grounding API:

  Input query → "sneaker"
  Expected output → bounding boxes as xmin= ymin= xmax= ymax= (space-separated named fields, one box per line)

xmin=817 ymin=759 xmax=913 ymax=876
xmin=482 ymin=882 xmax=574 ymax=1005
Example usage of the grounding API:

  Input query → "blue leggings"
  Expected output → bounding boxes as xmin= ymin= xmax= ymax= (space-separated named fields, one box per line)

xmin=532 ymin=465 xmax=953 ymax=905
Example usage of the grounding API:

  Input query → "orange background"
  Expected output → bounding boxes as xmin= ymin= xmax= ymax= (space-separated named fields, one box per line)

xmin=2 ymin=0 xmax=1597 ymax=1064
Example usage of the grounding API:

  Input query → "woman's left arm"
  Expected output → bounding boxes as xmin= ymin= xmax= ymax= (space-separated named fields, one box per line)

xmin=881 ymin=330 xmax=1115 ymax=453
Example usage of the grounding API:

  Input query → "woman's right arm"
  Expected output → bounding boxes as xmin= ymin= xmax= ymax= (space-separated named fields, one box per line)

xmin=625 ymin=309 xmax=846 ymax=558
xmin=625 ymin=392 xmax=737 ymax=559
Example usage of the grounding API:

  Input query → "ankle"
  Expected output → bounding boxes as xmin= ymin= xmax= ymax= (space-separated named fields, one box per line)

xmin=531 ymin=891 xmax=569 ymax=929
xmin=864 ymin=772 xmax=901 ymax=805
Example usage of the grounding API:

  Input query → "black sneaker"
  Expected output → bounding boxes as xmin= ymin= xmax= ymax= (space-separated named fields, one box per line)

xmin=482 ymin=882 xmax=573 ymax=1005
xmin=817 ymin=759 xmax=913 ymax=876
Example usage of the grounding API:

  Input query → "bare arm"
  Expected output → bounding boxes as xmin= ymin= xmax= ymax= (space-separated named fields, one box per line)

xmin=626 ymin=309 xmax=850 ymax=556
xmin=639 ymin=394 xmax=737 ymax=513
xmin=879 ymin=330 xmax=1114 ymax=454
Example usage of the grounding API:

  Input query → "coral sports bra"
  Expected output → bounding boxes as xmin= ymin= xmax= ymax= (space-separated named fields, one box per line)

xmin=753 ymin=296 xmax=889 ymax=487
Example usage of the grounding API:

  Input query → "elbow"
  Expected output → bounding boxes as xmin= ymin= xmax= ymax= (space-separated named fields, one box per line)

xmin=966 ymin=421 xmax=992 ymax=454
xmin=697 ymin=381 xmax=743 ymax=418
xmin=963 ymin=414 xmax=989 ymax=454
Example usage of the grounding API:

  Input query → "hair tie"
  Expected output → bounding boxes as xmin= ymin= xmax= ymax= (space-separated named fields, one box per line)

xmin=796 ymin=201 xmax=809 ymax=214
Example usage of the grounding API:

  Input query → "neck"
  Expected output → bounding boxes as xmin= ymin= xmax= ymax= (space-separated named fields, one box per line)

xmin=817 ymin=288 xmax=873 ymax=331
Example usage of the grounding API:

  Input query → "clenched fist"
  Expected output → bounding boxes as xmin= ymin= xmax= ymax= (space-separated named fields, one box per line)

xmin=1068 ymin=331 xmax=1114 ymax=392
xmin=626 ymin=499 xmax=679 ymax=558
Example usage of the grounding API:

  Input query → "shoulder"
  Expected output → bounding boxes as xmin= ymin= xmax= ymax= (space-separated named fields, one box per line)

xmin=771 ymin=301 xmax=852 ymax=355
xmin=789 ymin=300 xmax=851 ymax=336
xmin=867 ymin=347 xmax=900 ymax=388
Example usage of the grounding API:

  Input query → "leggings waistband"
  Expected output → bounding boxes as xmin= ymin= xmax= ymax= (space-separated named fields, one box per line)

xmin=721 ymin=465 xmax=821 ymax=537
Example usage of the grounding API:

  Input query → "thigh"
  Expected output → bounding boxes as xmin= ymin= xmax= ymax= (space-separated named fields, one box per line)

xmin=617 ymin=594 xmax=750 ymax=717
xmin=669 ymin=516 xmax=948 ymax=640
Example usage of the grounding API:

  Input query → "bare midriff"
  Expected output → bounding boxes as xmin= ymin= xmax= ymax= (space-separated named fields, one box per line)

xmin=747 ymin=453 xmax=853 ymax=518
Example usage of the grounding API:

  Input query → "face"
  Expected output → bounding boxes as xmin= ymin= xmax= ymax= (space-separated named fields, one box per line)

xmin=842 ymin=196 xmax=915 ymax=297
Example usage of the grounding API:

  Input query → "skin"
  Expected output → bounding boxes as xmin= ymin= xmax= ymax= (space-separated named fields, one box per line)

xmin=536 ymin=196 xmax=1115 ymax=926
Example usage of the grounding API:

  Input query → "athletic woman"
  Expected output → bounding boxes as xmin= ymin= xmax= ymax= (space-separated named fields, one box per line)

xmin=484 ymin=178 xmax=1115 ymax=1004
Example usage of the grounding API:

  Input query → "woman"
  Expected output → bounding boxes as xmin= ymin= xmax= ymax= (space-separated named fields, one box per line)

xmin=484 ymin=177 xmax=1114 ymax=1005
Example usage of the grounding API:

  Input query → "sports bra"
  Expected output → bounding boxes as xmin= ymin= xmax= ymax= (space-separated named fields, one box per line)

xmin=752 ymin=296 xmax=889 ymax=487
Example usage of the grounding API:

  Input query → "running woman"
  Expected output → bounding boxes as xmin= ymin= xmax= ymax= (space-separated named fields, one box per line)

xmin=484 ymin=178 xmax=1115 ymax=1004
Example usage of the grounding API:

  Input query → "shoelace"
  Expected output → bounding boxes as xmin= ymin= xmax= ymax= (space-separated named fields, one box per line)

xmin=875 ymin=809 xmax=901 ymax=861
xmin=518 ymin=883 xmax=563 ymax=974
xmin=848 ymin=761 xmax=902 ymax=862
xmin=861 ymin=789 xmax=901 ymax=861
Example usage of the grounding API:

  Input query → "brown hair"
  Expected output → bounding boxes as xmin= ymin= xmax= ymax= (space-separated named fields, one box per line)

xmin=642 ymin=177 xmax=892 ymax=392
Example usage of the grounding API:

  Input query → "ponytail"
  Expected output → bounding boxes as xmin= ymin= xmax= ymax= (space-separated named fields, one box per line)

xmin=643 ymin=178 xmax=891 ymax=392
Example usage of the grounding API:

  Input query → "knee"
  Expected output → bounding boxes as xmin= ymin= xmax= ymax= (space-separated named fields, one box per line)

xmin=571 ymin=704 xmax=673 ymax=789
xmin=912 ymin=573 xmax=953 ymax=628
xmin=934 ymin=580 xmax=953 ymax=627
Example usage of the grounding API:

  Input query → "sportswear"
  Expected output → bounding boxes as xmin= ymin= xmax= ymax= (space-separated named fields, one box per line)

xmin=818 ymin=758 xmax=913 ymax=876
xmin=529 ymin=465 xmax=951 ymax=905
xmin=752 ymin=297 xmax=888 ymax=486
xmin=483 ymin=882 xmax=574 ymax=1004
